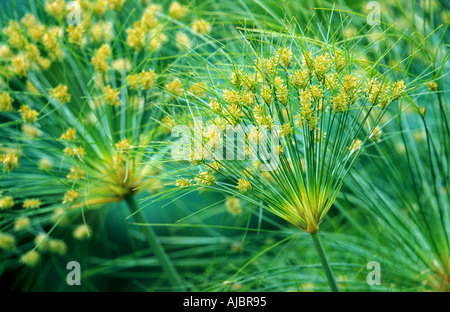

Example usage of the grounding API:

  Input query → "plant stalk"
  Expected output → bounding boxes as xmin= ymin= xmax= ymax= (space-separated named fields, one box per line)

xmin=310 ymin=232 xmax=339 ymax=292
xmin=125 ymin=195 xmax=185 ymax=291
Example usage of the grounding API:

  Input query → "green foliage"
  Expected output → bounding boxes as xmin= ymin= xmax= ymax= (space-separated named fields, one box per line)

xmin=0 ymin=0 xmax=448 ymax=292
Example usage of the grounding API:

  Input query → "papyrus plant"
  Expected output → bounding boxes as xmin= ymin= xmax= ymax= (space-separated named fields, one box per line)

xmin=168 ymin=29 xmax=406 ymax=291
xmin=0 ymin=0 xmax=215 ymax=290
xmin=332 ymin=0 xmax=449 ymax=290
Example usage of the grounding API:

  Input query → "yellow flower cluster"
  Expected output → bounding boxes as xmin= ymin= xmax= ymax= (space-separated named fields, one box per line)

xmin=48 ymin=239 xmax=67 ymax=255
xmin=331 ymin=91 xmax=348 ymax=114
xmin=67 ymin=166 xmax=86 ymax=181
xmin=0 ymin=196 xmax=15 ymax=209
xmin=176 ymin=178 xmax=192 ymax=188
xmin=237 ymin=178 xmax=252 ymax=192
xmin=14 ymin=217 xmax=31 ymax=231
xmin=60 ymin=128 xmax=77 ymax=141
xmin=365 ymin=78 xmax=405 ymax=108
xmin=64 ymin=146 xmax=85 ymax=159
xmin=113 ymin=58 xmax=132 ymax=72
xmin=115 ymin=138 xmax=132 ymax=151
xmin=3 ymin=21 xmax=27 ymax=50
xmin=314 ymin=53 xmax=331 ymax=81
xmin=140 ymin=70 xmax=157 ymax=90
xmin=333 ymin=49 xmax=346 ymax=72
xmin=176 ymin=32 xmax=191 ymax=51
xmin=276 ymin=47 xmax=293 ymax=68
xmin=23 ymin=198 xmax=41 ymax=209
xmin=92 ymin=44 xmax=111 ymax=72
xmin=63 ymin=189 xmax=80 ymax=204
xmin=189 ymin=82 xmax=207 ymax=97
xmin=0 ymin=233 xmax=16 ymax=250
xmin=370 ymin=126 xmax=382 ymax=142
xmin=34 ymin=233 xmax=67 ymax=255
xmin=22 ymin=124 xmax=41 ymax=138
xmin=169 ymin=2 xmax=189 ymax=20
xmin=43 ymin=27 xmax=64 ymax=61
xmin=0 ymin=92 xmax=14 ymax=112
xmin=1 ymin=152 xmax=19 ymax=172
xmin=148 ymin=26 xmax=168 ymax=51
xmin=50 ymin=84 xmax=71 ymax=104
xmin=107 ymin=0 xmax=126 ymax=12
xmin=67 ymin=25 xmax=85 ymax=46
xmin=192 ymin=19 xmax=212 ymax=35
xmin=45 ymin=0 xmax=67 ymax=18
xmin=104 ymin=85 xmax=121 ymax=106
xmin=195 ymin=170 xmax=216 ymax=186
xmin=19 ymin=105 xmax=38 ymax=123
xmin=274 ymin=77 xmax=288 ymax=105
xmin=125 ymin=2 xmax=192 ymax=52
xmin=225 ymin=197 xmax=242 ymax=216
xmin=166 ymin=79 xmax=183 ymax=96
xmin=224 ymin=89 xmax=241 ymax=107
xmin=89 ymin=21 xmax=114 ymax=44
xmin=73 ymin=224 xmax=92 ymax=240
xmin=20 ymin=250 xmax=40 ymax=267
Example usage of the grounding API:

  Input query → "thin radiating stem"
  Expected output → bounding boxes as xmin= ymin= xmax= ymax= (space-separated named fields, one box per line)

xmin=310 ymin=232 xmax=339 ymax=292
xmin=125 ymin=195 xmax=186 ymax=291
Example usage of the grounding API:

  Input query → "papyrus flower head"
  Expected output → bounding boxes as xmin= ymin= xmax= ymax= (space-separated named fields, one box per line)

xmin=171 ymin=32 xmax=406 ymax=234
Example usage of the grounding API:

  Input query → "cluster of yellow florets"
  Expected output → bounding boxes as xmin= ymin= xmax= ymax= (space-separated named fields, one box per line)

xmin=194 ymin=170 xmax=216 ymax=186
xmin=92 ymin=44 xmax=112 ymax=72
xmin=14 ymin=217 xmax=31 ymax=231
xmin=176 ymin=45 xmax=407 ymax=196
xmin=0 ymin=232 xmax=16 ymax=251
xmin=237 ymin=178 xmax=252 ymax=193
xmin=64 ymin=146 xmax=85 ymax=159
xmin=60 ymin=128 xmax=77 ymax=141
xmin=115 ymin=138 xmax=132 ymax=151
xmin=126 ymin=69 xmax=157 ymax=91
xmin=23 ymin=199 xmax=42 ymax=209
xmin=67 ymin=165 xmax=86 ymax=181
xmin=34 ymin=233 xmax=67 ymax=255
xmin=73 ymin=224 xmax=92 ymax=240
xmin=124 ymin=2 xmax=202 ymax=53
xmin=22 ymin=124 xmax=41 ymax=138
xmin=225 ymin=197 xmax=242 ymax=216
xmin=103 ymin=85 xmax=121 ymax=106
xmin=19 ymin=250 xmax=40 ymax=267
xmin=45 ymin=0 xmax=67 ymax=18
xmin=50 ymin=84 xmax=71 ymax=104
xmin=166 ymin=79 xmax=183 ymax=96
xmin=169 ymin=1 xmax=189 ymax=20
xmin=192 ymin=19 xmax=212 ymax=35
xmin=365 ymin=78 xmax=405 ymax=108
xmin=67 ymin=25 xmax=85 ymax=46
xmin=176 ymin=178 xmax=192 ymax=188
xmin=0 ymin=195 xmax=15 ymax=210
xmin=63 ymin=189 xmax=80 ymax=204
xmin=0 ymin=92 xmax=14 ymax=112
xmin=1 ymin=152 xmax=19 ymax=172
xmin=177 ymin=168 xmax=218 ymax=189
xmin=18 ymin=105 xmax=38 ymax=123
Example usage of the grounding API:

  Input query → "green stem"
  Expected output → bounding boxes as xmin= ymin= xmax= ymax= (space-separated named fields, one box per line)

xmin=310 ymin=232 xmax=339 ymax=292
xmin=124 ymin=195 xmax=185 ymax=291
